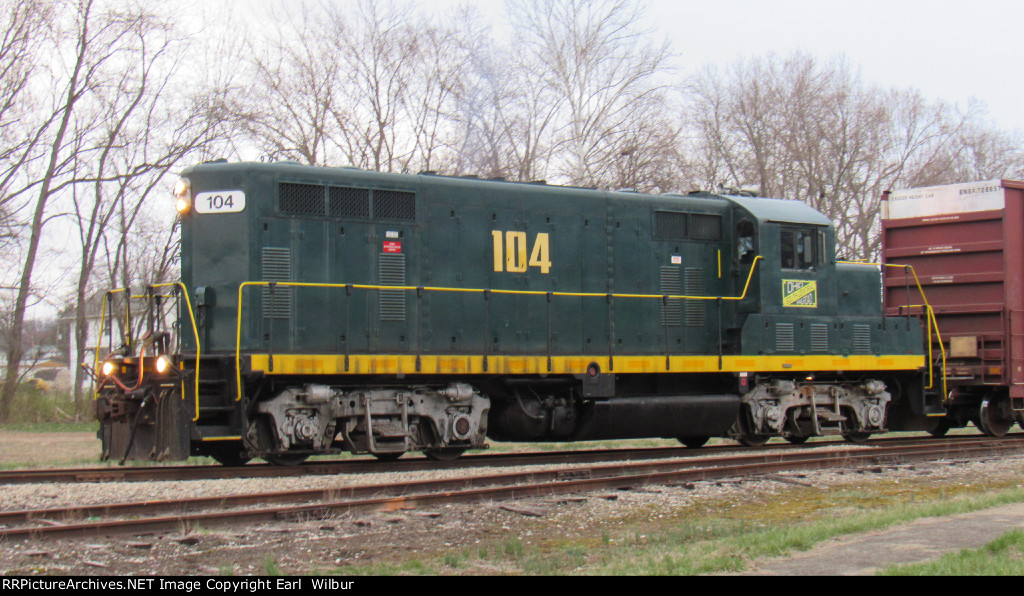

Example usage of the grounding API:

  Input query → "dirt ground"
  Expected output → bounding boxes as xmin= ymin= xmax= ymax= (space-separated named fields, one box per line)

xmin=1 ymin=431 xmax=1023 ymax=576
xmin=0 ymin=431 xmax=101 ymax=468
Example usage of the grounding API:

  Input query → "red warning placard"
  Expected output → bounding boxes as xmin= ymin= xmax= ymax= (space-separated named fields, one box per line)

xmin=383 ymin=241 xmax=402 ymax=253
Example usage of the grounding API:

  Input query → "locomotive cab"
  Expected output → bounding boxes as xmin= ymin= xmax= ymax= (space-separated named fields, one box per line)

xmin=711 ymin=195 xmax=929 ymax=444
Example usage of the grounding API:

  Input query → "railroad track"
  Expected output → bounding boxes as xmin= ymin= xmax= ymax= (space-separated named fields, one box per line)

xmin=2 ymin=433 xmax=1017 ymax=485
xmin=0 ymin=445 xmax=712 ymax=484
xmin=4 ymin=435 xmax=1023 ymax=541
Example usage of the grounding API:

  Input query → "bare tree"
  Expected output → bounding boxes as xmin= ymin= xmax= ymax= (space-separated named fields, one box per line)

xmin=0 ymin=0 xmax=121 ymax=420
xmin=453 ymin=26 xmax=562 ymax=181
xmin=330 ymin=0 xmax=421 ymax=172
xmin=399 ymin=13 xmax=474 ymax=174
xmin=0 ymin=0 xmax=53 ymax=252
xmin=0 ymin=0 xmax=232 ymax=419
xmin=241 ymin=3 xmax=345 ymax=165
xmin=509 ymin=0 xmax=674 ymax=187
xmin=605 ymin=92 xmax=687 ymax=193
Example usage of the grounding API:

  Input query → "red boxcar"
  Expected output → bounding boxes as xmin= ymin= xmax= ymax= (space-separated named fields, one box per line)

xmin=881 ymin=179 xmax=1024 ymax=436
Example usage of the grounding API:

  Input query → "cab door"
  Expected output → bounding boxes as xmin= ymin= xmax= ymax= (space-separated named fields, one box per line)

xmin=778 ymin=226 xmax=829 ymax=312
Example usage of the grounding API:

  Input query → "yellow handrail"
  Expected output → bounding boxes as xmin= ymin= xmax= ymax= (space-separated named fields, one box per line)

xmin=233 ymin=257 xmax=765 ymax=400
xmin=839 ymin=261 xmax=947 ymax=399
xmin=151 ymin=282 xmax=203 ymax=420
xmin=92 ymin=288 xmax=127 ymax=400
xmin=92 ymin=284 xmax=203 ymax=419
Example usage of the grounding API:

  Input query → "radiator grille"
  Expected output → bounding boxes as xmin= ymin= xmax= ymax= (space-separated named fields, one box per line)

xmin=279 ymin=183 xmax=416 ymax=222
xmin=374 ymin=190 xmax=416 ymax=221
xmin=378 ymin=253 xmax=406 ymax=321
xmin=329 ymin=186 xmax=370 ymax=218
xmin=655 ymin=211 xmax=687 ymax=238
xmin=654 ymin=211 xmax=722 ymax=241
xmin=261 ymin=247 xmax=292 ymax=319
xmin=279 ymin=183 xmax=325 ymax=216
xmin=689 ymin=214 xmax=722 ymax=241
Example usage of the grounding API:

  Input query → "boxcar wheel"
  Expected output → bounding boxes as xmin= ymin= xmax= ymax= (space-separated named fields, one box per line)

xmin=978 ymin=395 xmax=1013 ymax=437
xmin=678 ymin=436 xmax=709 ymax=449
xmin=843 ymin=432 xmax=871 ymax=443
xmin=784 ymin=435 xmax=809 ymax=445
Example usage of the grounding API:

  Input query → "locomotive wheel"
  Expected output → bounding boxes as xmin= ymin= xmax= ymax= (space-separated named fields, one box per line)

xmin=423 ymin=448 xmax=467 ymax=461
xmin=843 ymin=432 xmax=871 ymax=443
xmin=209 ymin=450 xmax=252 ymax=467
xmin=927 ymin=419 xmax=951 ymax=437
xmin=372 ymin=452 xmax=404 ymax=461
xmin=978 ymin=395 xmax=1014 ymax=437
xmin=784 ymin=435 xmax=809 ymax=445
xmin=678 ymin=436 xmax=710 ymax=449
xmin=738 ymin=435 xmax=770 ymax=447
xmin=264 ymin=453 xmax=309 ymax=466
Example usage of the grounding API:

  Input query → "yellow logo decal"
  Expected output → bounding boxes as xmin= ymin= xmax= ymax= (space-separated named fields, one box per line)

xmin=782 ymin=280 xmax=817 ymax=308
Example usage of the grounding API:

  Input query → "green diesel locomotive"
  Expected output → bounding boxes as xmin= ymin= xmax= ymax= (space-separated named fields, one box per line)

xmin=94 ymin=161 xmax=932 ymax=465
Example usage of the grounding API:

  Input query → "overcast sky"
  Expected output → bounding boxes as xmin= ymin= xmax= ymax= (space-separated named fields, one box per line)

xmin=647 ymin=0 xmax=1024 ymax=131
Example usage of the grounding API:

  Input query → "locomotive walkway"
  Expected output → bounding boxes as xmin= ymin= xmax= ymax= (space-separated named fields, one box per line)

xmin=739 ymin=502 xmax=1024 ymax=575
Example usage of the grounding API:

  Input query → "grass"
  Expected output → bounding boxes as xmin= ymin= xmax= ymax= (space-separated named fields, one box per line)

xmin=263 ymin=557 xmax=283 ymax=575
xmin=325 ymin=465 xmax=1024 ymax=576
xmin=880 ymin=529 xmax=1024 ymax=575
xmin=0 ymin=419 xmax=95 ymax=434
xmin=592 ymin=477 xmax=1024 ymax=575
xmin=2 ymin=383 xmax=94 ymax=424
xmin=0 ymin=421 xmax=95 ymax=433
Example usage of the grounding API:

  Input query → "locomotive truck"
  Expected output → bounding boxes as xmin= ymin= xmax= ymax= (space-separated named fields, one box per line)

xmin=93 ymin=161 xmax=934 ymax=465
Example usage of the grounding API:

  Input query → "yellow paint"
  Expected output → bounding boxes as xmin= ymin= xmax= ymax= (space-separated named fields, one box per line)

xmin=493 ymin=230 xmax=551 ymax=274
xmin=249 ymin=353 xmax=925 ymax=376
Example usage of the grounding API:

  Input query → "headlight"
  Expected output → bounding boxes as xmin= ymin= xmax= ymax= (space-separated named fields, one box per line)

xmin=155 ymin=355 xmax=170 ymax=374
xmin=101 ymin=361 xmax=115 ymax=376
xmin=173 ymin=177 xmax=191 ymax=214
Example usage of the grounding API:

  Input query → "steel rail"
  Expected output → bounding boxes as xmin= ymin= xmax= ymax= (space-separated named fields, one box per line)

xmin=0 ymin=434 xmax=1019 ymax=485
xmin=4 ymin=437 xmax=1023 ymax=541
xmin=0 ymin=434 xmax=1014 ymax=485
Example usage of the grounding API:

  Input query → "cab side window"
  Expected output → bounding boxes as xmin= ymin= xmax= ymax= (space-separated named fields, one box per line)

xmin=736 ymin=220 xmax=756 ymax=264
xmin=781 ymin=228 xmax=816 ymax=270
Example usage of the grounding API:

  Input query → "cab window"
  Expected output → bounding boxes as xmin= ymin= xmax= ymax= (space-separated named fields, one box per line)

xmin=736 ymin=220 xmax=756 ymax=264
xmin=781 ymin=228 xmax=817 ymax=270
